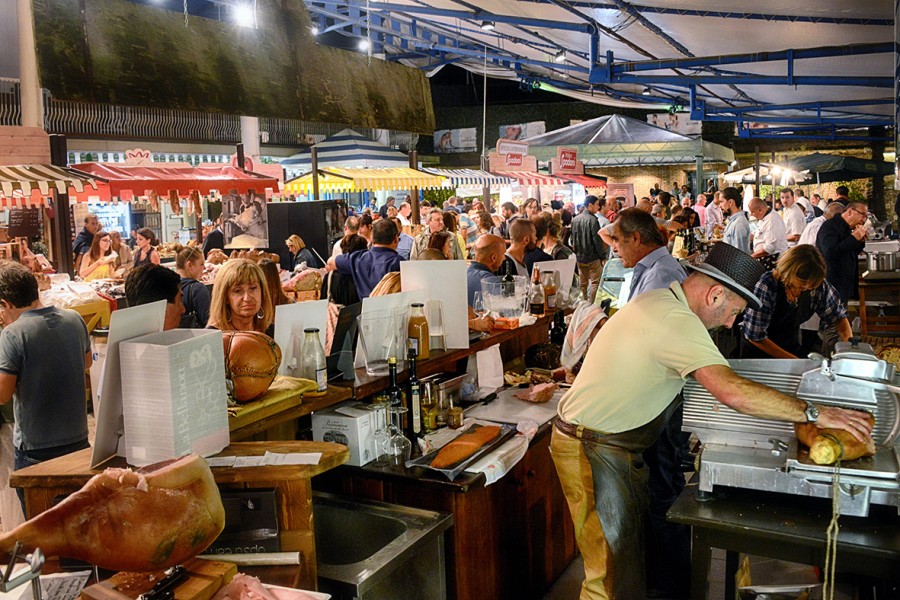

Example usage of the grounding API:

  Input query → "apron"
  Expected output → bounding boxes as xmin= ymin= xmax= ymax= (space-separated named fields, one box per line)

xmin=741 ymin=282 xmax=815 ymax=358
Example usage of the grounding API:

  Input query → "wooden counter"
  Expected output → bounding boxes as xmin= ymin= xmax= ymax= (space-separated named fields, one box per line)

xmin=319 ymin=315 xmax=577 ymax=600
xmin=10 ymin=441 xmax=349 ymax=591
xmin=334 ymin=313 xmax=555 ymax=399
xmin=229 ymin=384 xmax=352 ymax=441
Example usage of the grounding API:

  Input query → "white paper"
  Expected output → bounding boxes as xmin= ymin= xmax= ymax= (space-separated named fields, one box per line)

xmin=41 ymin=571 xmax=91 ymax=600
xmin=400 ymin=261 xmax=469 ymax=349
xmin=205 ymin=456 xmax=237 ymax=468
xmin=274 ymin=300 xmax=328 ymax=376
xmin=264 ymin=451 xmax=322 ymax=465
xmin=476 ymin=346 xmax=504 ymax=389
xmin=234 ymin=456 xmax=267 ymax=467
xmin=91 ymin=301 xmax=165 ymax=468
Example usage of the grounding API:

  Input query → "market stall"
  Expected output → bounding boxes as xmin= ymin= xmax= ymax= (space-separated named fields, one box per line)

xmin=283 ymin=166 xmax=444 ymax=196
xmin=420 ymin=167 xmax=513 ymax=202
xmin=280 ymin=128 xmax=410 ymax=178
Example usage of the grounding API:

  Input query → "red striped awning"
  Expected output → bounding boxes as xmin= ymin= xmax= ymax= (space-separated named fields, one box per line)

xmin=0 ymin=164 xmax=101 ymax=208
xmin=492 ymin=171 xmax=565 ymax=186
xmin=68 ymin=163 xmax=279 ymax=201
xmin=556 ymin=173 xmax=608 ymax=189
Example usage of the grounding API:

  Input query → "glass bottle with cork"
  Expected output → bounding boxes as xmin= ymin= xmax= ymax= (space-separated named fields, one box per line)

xmin=529 ymin=266 xmax=546 ymax=317
xmin=299 ymin=328 xmax=328 ymax=393
xmin=407 ymin=303 xmax=430 ymax=360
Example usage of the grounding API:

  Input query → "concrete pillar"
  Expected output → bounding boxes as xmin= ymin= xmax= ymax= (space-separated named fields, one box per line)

xmin=17 ymin=0 xmax=43 ymax=127
xmin=240 ymin=116 xmax=261 ymax=157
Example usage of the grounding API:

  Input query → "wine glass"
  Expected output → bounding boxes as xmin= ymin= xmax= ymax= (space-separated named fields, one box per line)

xmin=371 ymin=397 xmax=392 ymax=467
xmin=388 ymin=406 xmax=412 ymax=467
xmin=473 ymin=291 xmax=487 ymax=319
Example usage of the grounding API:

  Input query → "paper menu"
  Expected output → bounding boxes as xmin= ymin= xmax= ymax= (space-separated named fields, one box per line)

xmin=0 ymin=568 xmax=90 ymax=600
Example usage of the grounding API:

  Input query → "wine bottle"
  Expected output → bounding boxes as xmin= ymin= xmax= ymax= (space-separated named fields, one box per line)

xmin=501 ymin=260 xmax=515 ymax=297
xmin=550 ymin=310 xmax=567 ymax=346
xmin=530 ymin=266 xmax=545 ymax=316
xmin=406 ymin=348 xmax=422 ymax=452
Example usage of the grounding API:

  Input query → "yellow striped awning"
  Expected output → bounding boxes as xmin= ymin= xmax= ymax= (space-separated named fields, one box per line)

xmin=283 ymin=167 xmax=445 ymax=195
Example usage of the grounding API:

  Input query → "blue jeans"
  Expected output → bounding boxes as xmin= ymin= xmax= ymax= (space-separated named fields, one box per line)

xmin=14 ymin=439 xmax=90 ymax=515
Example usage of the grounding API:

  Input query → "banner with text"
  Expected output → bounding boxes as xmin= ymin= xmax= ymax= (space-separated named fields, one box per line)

xmin=647 ymin=113 xmax=701 ymax=135
xmin=498 ymin=121 xmax=545 ymax=141
xmin=434 ymin=128 xmax=478 ymax=153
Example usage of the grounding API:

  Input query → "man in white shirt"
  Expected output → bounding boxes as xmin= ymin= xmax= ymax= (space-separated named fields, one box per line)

xmin=748 ymin=197 xmax=788 ymax=259
xmin=799 ymin=202 xmax=844 ymax=246
xmin=780 ymin=188 xmax=806 ymax=246
xmin=330 ymin=215 xmax=360 ymax=258
xmin=705 ymin=191 xmax=724 ymax=236
xmin=397 ymin=202 xmax=412 ymax=227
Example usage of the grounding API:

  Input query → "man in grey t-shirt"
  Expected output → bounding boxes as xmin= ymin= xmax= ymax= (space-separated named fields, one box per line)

xmin=0 ymin=261 xmax=91 ymax=505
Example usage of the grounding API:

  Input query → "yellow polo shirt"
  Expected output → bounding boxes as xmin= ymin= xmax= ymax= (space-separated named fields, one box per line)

xmin=557 ymin=281 xmax=728 ymax=434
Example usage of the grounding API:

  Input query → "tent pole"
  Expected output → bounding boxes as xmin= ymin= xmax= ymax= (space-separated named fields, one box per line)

xmin=409 ymin=150 xmax=420 ymax=226
xmin=311 ymin=147 xmax=319 ymax=202
xmin=481 ymin=46 xmax=491 ymax=212
xmin=754 ymin=145 xmax=761 ymax=197
xmin=49 ymin=134 xmax=74 ymax=277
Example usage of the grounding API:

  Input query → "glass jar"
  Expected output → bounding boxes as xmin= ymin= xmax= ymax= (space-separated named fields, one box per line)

xmin=407 ymin=303 xmax=430 ymax=359
xmin=299 ymin=328 xmax=327 ymax=392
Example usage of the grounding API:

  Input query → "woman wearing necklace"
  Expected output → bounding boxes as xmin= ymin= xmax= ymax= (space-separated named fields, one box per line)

xmin=740 ymin=244 xmax=852 ymax=358
xmin=132 ymin=227 xmax=161 ymax=268
xmin=207 ymin=259 xmax=275 ymax=336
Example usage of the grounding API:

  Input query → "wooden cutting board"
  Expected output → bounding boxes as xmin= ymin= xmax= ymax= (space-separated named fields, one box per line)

xmin=81 ymin=558 xmax=237 ymax=600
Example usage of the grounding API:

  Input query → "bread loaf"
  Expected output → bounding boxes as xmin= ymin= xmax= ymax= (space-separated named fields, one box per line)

xmin=795 ymin=412 xmax=875 ymax=465
xmin=431 ymin=425 xmax=501 ymax=469
xmin=223 ymin=331 xmax=282 ymax=403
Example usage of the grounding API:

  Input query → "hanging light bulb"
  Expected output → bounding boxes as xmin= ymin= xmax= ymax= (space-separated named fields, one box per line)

xmin=553 ymin=50 xmax=566 ymax=63
xmin=480 ymin=20 xmax=495 ymax=31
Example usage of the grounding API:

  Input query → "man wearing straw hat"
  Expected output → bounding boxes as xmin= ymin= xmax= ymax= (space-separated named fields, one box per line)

xmin=551 ymin=243 xmax=873 ymax=600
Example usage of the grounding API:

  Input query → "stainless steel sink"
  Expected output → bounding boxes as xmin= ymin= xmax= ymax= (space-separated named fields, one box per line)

xmin=312 ymin=492 xmax=453 ymax=600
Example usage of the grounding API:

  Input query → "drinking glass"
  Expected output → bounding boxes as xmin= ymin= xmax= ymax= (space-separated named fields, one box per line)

xmin=388 ymin=406 xmax=412 ymax=466
xmin=472 ymin=291 xmax=487 ymax=319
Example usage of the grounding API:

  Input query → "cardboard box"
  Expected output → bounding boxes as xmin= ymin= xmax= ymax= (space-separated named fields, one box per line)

xmin=120 ymin=329 xmax=230 ymax=467
xmin=311 ymin=401 xmax=380 ymax=466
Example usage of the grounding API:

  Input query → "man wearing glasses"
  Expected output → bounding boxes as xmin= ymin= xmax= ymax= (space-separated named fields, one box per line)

xmin=816 ymin=201 xmax=868 ymax=304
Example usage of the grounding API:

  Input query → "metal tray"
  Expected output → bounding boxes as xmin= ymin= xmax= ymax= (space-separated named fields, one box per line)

xmin=406 ymin=424 xmax=518 ymax=481
xmin=786 ymin=443 xmax=900 ymax=483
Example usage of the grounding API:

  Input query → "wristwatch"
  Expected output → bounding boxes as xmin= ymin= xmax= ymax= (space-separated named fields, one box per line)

xmin=804 ymin=401 xmax=820 ymax=424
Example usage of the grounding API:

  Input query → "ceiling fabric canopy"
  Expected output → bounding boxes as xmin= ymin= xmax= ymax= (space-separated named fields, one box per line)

xmin=303 ymin=1 xmax=893 ymax=129
xmin=283 ymin=167 xmax=445 ymax=194
xmin=0 ymin=164 xmax=102 ymax=207
xmin=68 ymin=164 xmax=279 ymax=201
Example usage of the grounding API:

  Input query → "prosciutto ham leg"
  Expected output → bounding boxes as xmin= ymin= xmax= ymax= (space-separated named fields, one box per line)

xmin=0 ymin=454 xmax=225 ymax=572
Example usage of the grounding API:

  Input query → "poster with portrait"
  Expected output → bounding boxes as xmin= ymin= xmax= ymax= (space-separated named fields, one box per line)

xmin=498 ymin=121 xmax=545 ymax=141
xmin=223 ymin=193 xmax=269 ymax=249
xmin=433 ymin=128 xmax=478 ymax=153
xmin=646 ymin=113 xmax=702 ymax=135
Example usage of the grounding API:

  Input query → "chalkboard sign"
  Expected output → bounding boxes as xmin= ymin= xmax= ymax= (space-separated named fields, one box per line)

xmin=8 ymin=208 xmax=42 ymax=239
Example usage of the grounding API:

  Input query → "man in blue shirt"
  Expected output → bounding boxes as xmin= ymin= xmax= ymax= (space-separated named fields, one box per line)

xmin=610 ymin=208 xmax=686 ymax=303
xmin=327 ymin=219 xmax=403 ymax=299
xmin=72 ymin=213 xmax=101 ymax=272
xmin=389 ymin=217 xmax=414 ymax=260
xmin=721 ymin=186 xmax=752 ymax=255
xmin=466 ymin=234 xmax=506 ymax=307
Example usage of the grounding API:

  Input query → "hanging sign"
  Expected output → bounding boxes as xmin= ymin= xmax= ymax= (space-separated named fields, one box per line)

xmin=555 ymin=148 xmax=579 ymax=174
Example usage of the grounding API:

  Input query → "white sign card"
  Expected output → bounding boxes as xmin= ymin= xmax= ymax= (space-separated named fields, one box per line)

xmin=274 ymin=300 xmax=328 ymax=376
xmin=536 ymin=259 xmax=577 ymax=296
xmin=354 ymin=290 xmax=425 ymax=369
xmin=91 ymin=301 xmax=165 ymax=469
xmin=400 ymin=261 xmax=469 ymax=350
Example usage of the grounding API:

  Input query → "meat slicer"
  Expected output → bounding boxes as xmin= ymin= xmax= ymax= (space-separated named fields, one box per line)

xmin=682 ymin=340 xmax=900 ymax=516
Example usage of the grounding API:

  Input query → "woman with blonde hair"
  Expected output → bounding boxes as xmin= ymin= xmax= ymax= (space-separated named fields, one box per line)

xmin=79 ymin=232 xmax=115 ymax=281
xmin=285 ymin=234 xmax=321 ymax=270
xmin=208 ymin=259 xmax=274 ymax=335
xmin=175 ymin=247 xmax=210 ymax=328
xmin=740 ymin=244 xmax=851 ymax=359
